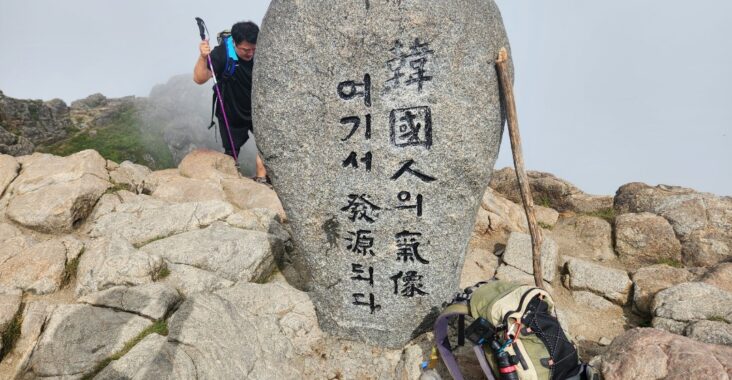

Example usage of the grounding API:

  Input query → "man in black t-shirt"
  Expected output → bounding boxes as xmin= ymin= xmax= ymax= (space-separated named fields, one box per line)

xmin=193 ymin=21 xmax=267 ymax=182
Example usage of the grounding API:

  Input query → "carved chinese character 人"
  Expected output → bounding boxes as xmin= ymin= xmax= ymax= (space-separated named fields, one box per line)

xmin=340 ymin=115 xmax=371 ymax=141
xmin=337 ymin=74 xmax=371 ymax=107
xmin=342 ymin=151 xmax=372 ymax=171
xmin=353 ymin=293 xmax=381 ymax=314
xmin=385 ymin=38 xmax=434 ymax=92
xmin=351 ymin=263 xmax=374 ymax=286
xmin=395 ymin=230 xmax=429 ymax=264
xmin=345 ymin=229 xmax=375 ymax=256
xmin=390 ymin=107 xmax=432 ymax=149
xmin=396 ymin=191 xmax=423 ymax=217
xmin=341 ymin=194 xmax=381 ymax=223
xmin=391 ymin=160 xmax=437 ymax=183
xmin=390 ymin=271 xmax=429 ymax=297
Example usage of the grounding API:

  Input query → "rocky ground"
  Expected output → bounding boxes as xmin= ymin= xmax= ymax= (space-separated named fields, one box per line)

xmin=0 ymin=150 xmax=730 ymax=379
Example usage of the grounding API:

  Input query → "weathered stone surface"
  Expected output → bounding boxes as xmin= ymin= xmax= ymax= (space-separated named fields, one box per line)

xmin=76 ymin=235 xmax=165 ymax=297
xmin=141 ymin=169 xmax=179 ymax=194
xmin=614 ymin=182 xmax=732 ymax=266
xmin=534 ymin=205 xmax=559 ymax=228
xmin=0 ymin=238 xmax=68 ymax=295
xmin=631 ymin=264 xmax=694 ymax=315
xmin=503 ymin=232 xmax=559 ymax=281
xmin=597 ymin=328 xmax=732 ymax=380
xmin=473 ymin=187 xmax=528 ymax=240
xmin=494 ymin=265 xmax=553 ymax=292
xmin=254 ymin=0 xmax=510 ymax=346
xmin=615 ymin=212 xmax=682 ymax=267
xmin=0 ymin=222 xmax=31 ymax=270
xmin=0 ymin=302 xmax=57 ymax=379
xmin=225 ymin=208 xmax=291 ymax=243
xmin=0 ymin=92 xmax=72 ymax=152
xmin=685 ymin=320 xmax=732 ymax=346
xmin=151 ymin=174 xmax=226 ymax=203
xmin=221 ymin=178 xmax=286 ymax=219
xmin=550 ymin=215 xmax=615 ymax=263
xmin=89 ymin=197 xmax=233 ymax=246
xmin=109 ymin=160 xmax=151 ymax=193
xmin=162 ymin=263 xmax=235 ymax=297
xmin=0 ymin=286 xmax=21 ymax=335
xmin=25 ymin=304 xmax=152 ymax=379
xmin=0 ymin=154 xmax=20 ymax=197
xmin=94 ymin=333 xmax=197 ymax=380
xmin=489 ymin=167 xmax=613 ymax=213
xmin=652 ymin=282 xmax=732 ymax=333
xmin=702 ymin=262 xmax=732 ymax=293
xmin=140 ymin=222 xmax=280 ymax=283
xmin=78 ymin=283 xmax=181 ymax=321
xmin=572 ymin=291 xmax=619 ymax=311
xmin=564 ymin=258 xmax=632 ymax=305
xmin=4 ymin=150 xmax=111 ymax=233
xmin=177 ymin=149 xmax=239 ymax=181
xmin=460 ymin=247 xmax=499 ymax=288
xmin=167 ymin=281 xmax=424 ymax=379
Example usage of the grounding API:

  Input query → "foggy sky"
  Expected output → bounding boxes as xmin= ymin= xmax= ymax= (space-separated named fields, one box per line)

xmin=0 ymin=1 xmax=729 ymax=196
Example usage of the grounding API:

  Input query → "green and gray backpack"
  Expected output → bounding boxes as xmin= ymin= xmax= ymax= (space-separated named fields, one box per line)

xmin=433 ymin=280 xmax=596 ymax=380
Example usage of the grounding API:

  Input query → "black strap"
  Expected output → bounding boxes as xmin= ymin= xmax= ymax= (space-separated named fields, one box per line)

xmin=457 ymin=315 xmax=465 ymax=346
xmin=208 ymin=91 xmax=217 ymax=130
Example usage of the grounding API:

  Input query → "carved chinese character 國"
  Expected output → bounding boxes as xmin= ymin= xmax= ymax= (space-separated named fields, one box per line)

xmin=390 ymin=106 xmax=432 ymax=149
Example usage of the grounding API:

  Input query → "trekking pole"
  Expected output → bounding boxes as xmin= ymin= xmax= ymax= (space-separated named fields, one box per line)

xmin=495 ymin=47 xmax=545 ymax=290
xmin=195 ymin=17 xmax=239 ymax=163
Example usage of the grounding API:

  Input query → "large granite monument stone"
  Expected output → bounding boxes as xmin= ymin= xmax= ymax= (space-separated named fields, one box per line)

xmin=254 ymin=0 xmax=510 ymax=347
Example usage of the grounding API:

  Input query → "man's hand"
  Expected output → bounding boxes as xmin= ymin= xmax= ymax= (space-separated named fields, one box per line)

xmin=199 ymin=40 xmax=211 ymax=59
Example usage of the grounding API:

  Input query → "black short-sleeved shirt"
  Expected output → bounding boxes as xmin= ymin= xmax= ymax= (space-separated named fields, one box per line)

xmin=209 ymin=44 xmax=254 ymax=127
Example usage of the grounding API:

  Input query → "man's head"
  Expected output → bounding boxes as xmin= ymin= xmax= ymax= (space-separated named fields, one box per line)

xmin=231 ymin=21 xmax=259 ymax=61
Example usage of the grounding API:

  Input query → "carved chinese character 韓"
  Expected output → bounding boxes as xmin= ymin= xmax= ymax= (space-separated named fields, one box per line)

xmin=385 ymin=38 xmax=434 ymax=92
xmin=390 ymin=106 xmax=432 ymax=149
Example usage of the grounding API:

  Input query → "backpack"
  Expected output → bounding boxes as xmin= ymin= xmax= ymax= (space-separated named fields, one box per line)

xmin=207 ymin=30 xmax=239 ymax=130
xmin=432 ymin=280 xmax=596 ymax=380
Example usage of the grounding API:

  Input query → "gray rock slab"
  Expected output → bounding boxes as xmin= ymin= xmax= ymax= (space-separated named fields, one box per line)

xmin=177 ymin=149 xmax=239 ymax=181
xmin=652 ymin=282 xmax=732 ymax=324
xmin=140 ymin=222 xmax=280 ymax=283
xmin=109 ymin=160 xmax=151 ymax=193
xmin=225 ymin=208 xmax=291 ymax=243
xmin=25 ymin=304 xmax=152 ymax=379
xmin=494 ymin=265 xmax=553 ymax=293
xmin=598 ymin=328 xmax=732 ymax=380
xmin=550 ymin=215 xmax=615 ymax=263
xmin=0 ymin=238 xmax=68 ymax=295
xmin=702 ymin=262 xmax=732 ymax=293
xmin=0 ymin=302 xmax=57 ymax=379
xmin=221 ymin=178 xmax=286 ymax=220
xmin=503 ymin=232 xmax=558 ymax=281
xmin=150 ymin=175 xmax=226 ymax=203
xmin=76 ymin=235 xmax=165 ymax=297
xmin=564 ymin=258 xmax=632 ymax=305
xmin=5 ymin=150 xmax=111 ymax=233
xmin=254 ymin=0 xmax=509 ymax=347
xmin=615 ymin=212 xmax=682 ymax=267
xmin=0 ymin=286 xmax=22 ymax=334
xmin=631 ymin=264 xmax=694 ymax=315
xmin=88 ymin=198 xmax=234 ymax=247
xmin=78 ymin=284 xmax=180 ymax=320
xmin=685 ymin=320 xmax=732 ymax=346
xmin=162 ymin=263 xmax=235 ymax=297
xmin=572 ymin=291 xmax=620 ymax=311
xmin=460 ymin=247 xmax=499 ymax=288
xmin=94 ymin=333 xmax=197 ymax=380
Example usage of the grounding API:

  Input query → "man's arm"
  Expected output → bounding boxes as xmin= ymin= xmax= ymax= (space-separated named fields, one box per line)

xmin=193 ymin=40 xmax=213 ymax=84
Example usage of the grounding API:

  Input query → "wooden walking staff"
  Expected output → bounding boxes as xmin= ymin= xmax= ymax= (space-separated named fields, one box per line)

xmin=495 ymin=47 xmax=545 ymax=289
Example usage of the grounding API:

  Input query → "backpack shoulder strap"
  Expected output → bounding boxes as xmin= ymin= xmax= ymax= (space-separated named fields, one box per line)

xmin=434 ymin=303 xmax=470 ymax=380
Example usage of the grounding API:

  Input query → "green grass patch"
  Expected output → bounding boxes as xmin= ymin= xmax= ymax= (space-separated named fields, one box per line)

xmin=0 ymin=306 xmax=24 ymax=360
xmin=582 ymin=207 xmax=617 ymax=224
xmin=40 ymin=106 xmax=174 ymax=170
xmin=538 ymin=222 xmax=553 ymax=230
xmin=82 ymin=320 xmax=169 ymax=379
xmin=656 ymin=258 xmax=684 ymax=268
xmin=155 ymin=267 xmax=171 ymax=281
xmin=536 ymin=195 xmax=552 ymax=208
xmin=61 ymin=253 xmax=83 ymax=289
